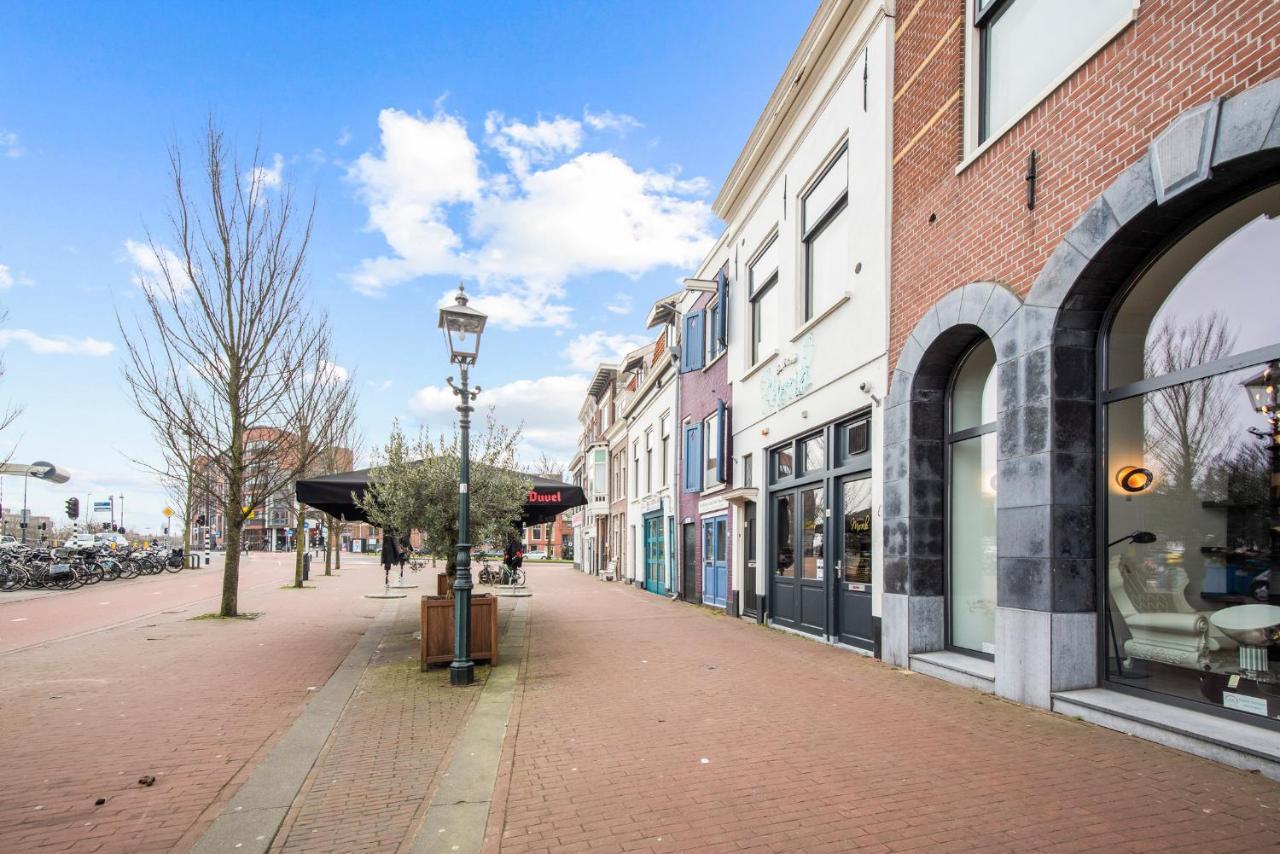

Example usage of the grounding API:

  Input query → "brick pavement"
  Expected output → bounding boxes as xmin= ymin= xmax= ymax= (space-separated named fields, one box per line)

xmin=489 ymin=565 xmax=1280 ymax=853
xmin=0 ymin=554 xmax=388 ymax=853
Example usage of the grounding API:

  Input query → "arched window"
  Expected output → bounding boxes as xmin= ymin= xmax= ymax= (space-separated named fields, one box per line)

xmin=1104 ymin=183 xmax=1280 ymax=722
xmin=948 ymin=338 xmax=998 ymax=657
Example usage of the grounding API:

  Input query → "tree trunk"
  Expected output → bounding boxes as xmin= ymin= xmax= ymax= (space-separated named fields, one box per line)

xmin=221 ymin=506 xmax=241 ymax=617
xmin=294 ymin=498 xmax=306 ymax=587
xmin=335 ymin=523 xmax=342 ymax=570
xmin=182 ymin=467 xmax=194 ymax=556
xmin=324 ymin=515 xmax=333 ymax=575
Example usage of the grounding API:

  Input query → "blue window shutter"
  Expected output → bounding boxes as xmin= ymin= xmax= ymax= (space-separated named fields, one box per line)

xmin=716 ymin=271 xmax=728 ymax=348
xmin=680 ymin=315 xmax=693 ymax=372
xmin=683 ymin=423 xmax=703 ymax=492
xmin=715 ymin=399 xmax=727 ymax=483
xmin=687 ymin=311 xmax=705 ymax=371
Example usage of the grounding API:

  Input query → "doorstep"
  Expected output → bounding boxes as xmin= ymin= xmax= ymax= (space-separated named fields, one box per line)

xmin=1052 ymin=688 xmax=1280 ymax=782
xmin=910 ymin=651 xmax=995 ymax=693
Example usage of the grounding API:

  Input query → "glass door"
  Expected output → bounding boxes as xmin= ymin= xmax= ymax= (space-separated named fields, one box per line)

xmin=643 ymin=514 xmax=665 ymax=595
xmin=796 ymin=484 xmax=827 ymax=634
xmin=835 ymin=476 xmax=874 ymax=649
xmin=743 ymin=501 xmax=758 ymax=617
xmin=770 ymin=493 xmax=797 ymax=626
xmin=702 ymin=516 xmax=728 ymax=607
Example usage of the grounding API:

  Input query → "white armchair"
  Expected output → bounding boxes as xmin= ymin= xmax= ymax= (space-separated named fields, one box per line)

xmin=1109 ymin=555 xmax=1237 ymax=671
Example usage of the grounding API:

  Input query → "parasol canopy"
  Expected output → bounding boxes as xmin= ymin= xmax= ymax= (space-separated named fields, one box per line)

xmin=295 ymin=468 xmax=584 ymax=526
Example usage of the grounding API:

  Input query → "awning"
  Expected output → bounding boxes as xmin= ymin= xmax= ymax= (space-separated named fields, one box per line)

xmin=295 ymin=468 xmax=585 ymax=527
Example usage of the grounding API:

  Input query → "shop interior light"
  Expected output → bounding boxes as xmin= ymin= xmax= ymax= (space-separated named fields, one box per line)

xmin=1116 ymin=465 xmax=1155 ymax=493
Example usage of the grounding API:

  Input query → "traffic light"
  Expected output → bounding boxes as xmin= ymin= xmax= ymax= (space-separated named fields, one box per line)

xmin=195 ymin=514 xmax=207 ymax=526
xmin=65 ymin=497 xmax=80 ymax=519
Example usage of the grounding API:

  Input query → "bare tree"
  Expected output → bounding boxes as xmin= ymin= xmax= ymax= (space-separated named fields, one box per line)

xmin=119 ymin=122 xmax=327 ymax=617
xmin=288 ymin=342 xmax=357 ymax=587
xmin=529 ymin=451 xmax=566 ymax=481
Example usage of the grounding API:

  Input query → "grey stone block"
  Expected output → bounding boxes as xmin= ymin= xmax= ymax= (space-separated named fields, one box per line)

xmin=933 ymin=287 xmax=964 ymax=331
xmin=995 ymin=606 xmax=1052 ymax=708
xmin=978 ymin=284 xmax=1021 ymax=336
xmin=909 ymin=477 xmax=945 ymax=517
xmin=908 ymin=595 xmax=945 ymax=654
xmin=884 ymin=439 xmax=908 ymax=481
xmin=1051 ymin=452 xmax=1094 ymax=505
xmin=998 ymin=556 xmax=1051 ymax=611
xmin=1051 ymin=558 xmax=1095 ymax=612
xmin=1063 ymin=196 xmax=1121 ymax=260
xmin=994 ymin=309 xmax=1023 ymax=362
xmin=908 ymin=556 xmax=945 ymax=597
xmin=909 ymin=401 xmax=944 ymax=441
xmin=1150 ymin=99 xmax=1219 ymax=204
xmin=997 ymin=505 xmax=1052 ymax=558
xmin=997 ymin=356 xmax=1022 ymax=413
xmin=881 ymin=592 xmax=909 ymax=665
xmin=884 ymin=403 xmax=908 ymax=444
xmin=887 ymin=368 xmax=914 ymax=407
xmin=1102 ymin=154 xmax=1156 ymax=226
xmin=882 ymin=478 xmax=907 ymax=519
xmin=883 ymin=518 xmax=909 ymax=557
xmin=1022 ymin=402 xmax=1050 ymax=455
xmin=896 ymin=334 xmax=925 ymax=376
xmin=997 ymin=407 xmax=1024 ymax=460
xmin=957 ymin=281 xmax=996 ymax=326
xmin=1052 ymin=505 xmax=1094 ymax=559
xmin=1050 ymin=611 xmax=1097 ymax=692
xmin=1050 ymin=398 xmax=1093 ymax=454
xmin=909 ymin=439 xmax=944 ymax=479
xmin=912 ymin=306 xmax=941 ymax=351
xmin=884 ymin=558 xmax=909 ymax=596
xmin=997 ymin=453 xmax=1051 ymax=509
xmin=1212 ymin=77 xmax=1280 ymax=166
xmin=907 ymin=516 xmax=943 ymax=558
xmin=1052 ymin=345 xmax=1094 ymax=402
xmin=1021 ymin=346 xmax=1050 ymax=403
xmin=1026 ymin=242 xmax=1088 ymax=309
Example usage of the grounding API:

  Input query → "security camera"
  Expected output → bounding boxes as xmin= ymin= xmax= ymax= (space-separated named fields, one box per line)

xmin=859 ymin=380 xmax=882 ymax=406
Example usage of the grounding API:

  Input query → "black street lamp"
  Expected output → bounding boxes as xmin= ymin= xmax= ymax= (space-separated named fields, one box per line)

xmin=1243 ymin=361 xmax=1279 ymax=601
xmin=439 ymin=284 xmax=487 ymax=687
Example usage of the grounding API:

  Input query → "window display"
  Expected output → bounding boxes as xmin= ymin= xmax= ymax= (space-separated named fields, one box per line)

xmin=1105 ymin=186 xmax=1280 ymax=723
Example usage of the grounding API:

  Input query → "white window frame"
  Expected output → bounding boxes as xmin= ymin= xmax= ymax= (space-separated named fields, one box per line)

xmin=800 ymin=144 xmax=850 ymax=323
xmin=706 ymin=298 xmax=722 ymax=363
xmin=659 ymin=416 xmax=670 ymax=487
xmin=703 ymin=410 xmax=719 ymax=492
xmin=960 ymin=0 xmax=1139 ymax=171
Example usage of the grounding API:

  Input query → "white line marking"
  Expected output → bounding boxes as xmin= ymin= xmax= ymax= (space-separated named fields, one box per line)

xmin=11 ymin=617 xmax=28 ymax=622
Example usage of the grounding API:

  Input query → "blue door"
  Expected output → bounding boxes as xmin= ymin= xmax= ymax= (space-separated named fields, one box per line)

xmin=702 ymin=516 xmax=728 ymax=607
xmin=643 ymin=513 xmax=666 ymax=595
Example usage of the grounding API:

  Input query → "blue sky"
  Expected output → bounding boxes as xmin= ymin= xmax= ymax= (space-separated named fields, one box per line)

xmin=0 ymin=1 xmax=816 ymax=532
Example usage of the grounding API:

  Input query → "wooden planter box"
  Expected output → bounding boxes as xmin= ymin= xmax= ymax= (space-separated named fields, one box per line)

xmin=437 ymin=572 xmax=450 ymax=597
xmin=420 ymin=594 xmax=498 ymax=670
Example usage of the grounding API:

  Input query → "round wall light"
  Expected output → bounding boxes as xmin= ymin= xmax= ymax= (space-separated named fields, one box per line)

xmin=1116 ymin=466 xmax=1154 ymax=493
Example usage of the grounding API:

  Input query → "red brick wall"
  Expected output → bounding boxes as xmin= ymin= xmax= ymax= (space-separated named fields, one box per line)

xmin=890 ymin=0 xmax=1280 ymax=366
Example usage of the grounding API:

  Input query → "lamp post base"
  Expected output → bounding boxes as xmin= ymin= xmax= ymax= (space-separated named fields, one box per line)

xmin=449 ymin=660 xmax=475 ymax=686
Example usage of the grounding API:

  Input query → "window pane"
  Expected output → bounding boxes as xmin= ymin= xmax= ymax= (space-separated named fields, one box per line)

xmin=949 ymin=433 xmax=997 ymax=655
xmin=806 ymin=205 xmax=849 ymax=317
xmin=983 ymin=0 xmax=1131 ymax=140
xmin=800 ymin=433 xmax=825 ymax=474
xmin=951 ymin=339 xmax=997 ymax=432
xmin=844 ymin=420 xmax=869 ymax=458
xmin=775 ymin=494 xmax=794 ymax=577
xmin=1108 ymin=184 xmax=1280 ymax=389
xmin=750 ymin=238 xmax=778 ymax=295
xmin=1106 ymin=367 xmax=1279 ymax=711
xmin=773 ymin=447 xmax=793 ymax=480
xmin=842 ymin=479 xmax=873 ymax=584
xmin=743 ymin=453 xmax=753 ymax=488
xmin=802 ymin=149 xmax=848 ymax=233
xmin=705 ymin=412 xmax=719 ymax=485
xmin=751 ymin=279 xmax=777 ymax=363
xmin=714 ymin=518 xmax=727 ymax=561
xmin=801 ymin=485 xmax=826 ymax=581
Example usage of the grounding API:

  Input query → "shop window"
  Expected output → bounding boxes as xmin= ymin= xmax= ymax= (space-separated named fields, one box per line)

xmin=800 ymin=485 xmax=826 ymax=581
xmin=948 ymin=339 xmax=998 ymax=658
xmin=772 ymin=446 xmax=793 ymax=481
xmin=799 ymin=433 xmax=825 ymax=474
xmin=975 ymin=0 xmax=1132 ymax=144
xmin=842 ymin=478 xmax=873 ymax=585
xmin=801 ymin=146 xmax=849 ymax=321
xmin=749 ymin=236 xmax=779 ymax=365
xmin=774 ymin=492 xmax=795 ymax=578
xmin=1104 ymin=185 xmax=1280 ymax=723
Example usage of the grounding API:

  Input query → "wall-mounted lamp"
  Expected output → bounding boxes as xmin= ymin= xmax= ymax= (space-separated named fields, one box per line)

xmin=1116 ymin=466 xmax=1154 ymax=493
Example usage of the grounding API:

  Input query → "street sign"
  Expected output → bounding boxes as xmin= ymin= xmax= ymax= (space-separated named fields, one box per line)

xmin=93 ymin=501 xmax=112 ymax=512
xmin=163 ymin=507 xmax=174 ymax=518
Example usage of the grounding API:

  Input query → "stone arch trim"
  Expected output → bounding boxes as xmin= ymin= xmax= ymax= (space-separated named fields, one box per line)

xmin=881 ymin=282 xmax=1021 ymax=665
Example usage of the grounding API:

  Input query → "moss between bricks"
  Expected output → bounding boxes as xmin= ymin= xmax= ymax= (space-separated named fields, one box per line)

xmin=189 ymin=611 xmax=264 ymax=621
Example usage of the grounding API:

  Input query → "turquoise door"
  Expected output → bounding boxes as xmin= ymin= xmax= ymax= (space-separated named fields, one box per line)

xmin=643 ymin=513 xmax=666 ymax=595
xmin=702 ymin=516 xmax=728 ymax=607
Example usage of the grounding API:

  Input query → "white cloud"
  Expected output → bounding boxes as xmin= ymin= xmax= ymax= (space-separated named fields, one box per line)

xmin=563 ymin=330 xmax=649 ymax=372
xmin=409 ymin=373 xmax=586 ymax=459
xmin=123 ymin=239 xmax=193 ymax=297
xmin=0 ymin=265 xmax=10 ymax=289
xmin=368 ymin=379 xmax=393 ymax=392
xmin=346 ymin=106 xmax=717 ymax=326
xmin=247 ymin=153 xmax=285 ymax=191
xmin=605 ymin=293 xmax=633 ymax=315
xmin=1 ymin=131 xmax=23 ymax=158
xmin=0 ymin=329 xmax=114 ymax=357
xmin=583 ymin=109 xmax=642 ymax=135
xmin=485 ymin=112 xmax=582 ymax=176
xmin=336 ymin=127 xmax=352 ymax=147
xmin=309 ymin=360 xmax=349 ymax=385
